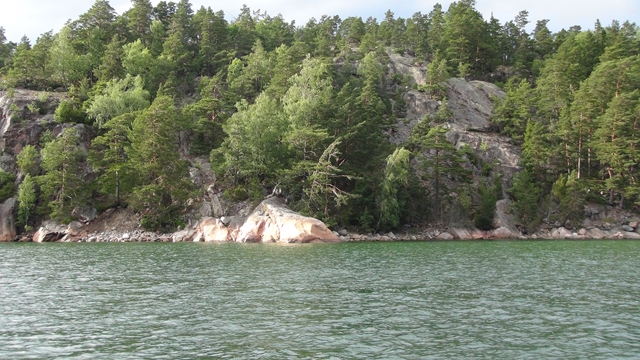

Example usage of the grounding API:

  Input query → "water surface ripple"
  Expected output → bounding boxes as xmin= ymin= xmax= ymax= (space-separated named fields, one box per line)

xmin=1 ymin=241 xmax=640 ymax=359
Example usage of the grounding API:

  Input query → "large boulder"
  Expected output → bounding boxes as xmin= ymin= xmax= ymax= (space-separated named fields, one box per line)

xmin=33 ymin=221 xmax=68 ymax=242
xmin=487 ymin=226 xmax=518 ymax=239
xmin=551 ymin=227 xmax=572 ymax=239
xmin=237 ymin=197 xmax=340 ymax=244
xmin=195 ymin=216 xmax=244 ymax=242
xmin=448 ymin=228 xmax=473 ymax=240
xmin=0 ymin=197 xmax=16 ymax=241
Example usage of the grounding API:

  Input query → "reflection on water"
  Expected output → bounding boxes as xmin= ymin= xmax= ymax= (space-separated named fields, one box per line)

xmin=1 ymin=241 xmax=640 ymax=359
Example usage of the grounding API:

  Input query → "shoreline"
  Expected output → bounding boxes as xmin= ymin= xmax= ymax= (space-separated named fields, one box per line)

xmin=10 ymin=228 xmax=640 ymax=243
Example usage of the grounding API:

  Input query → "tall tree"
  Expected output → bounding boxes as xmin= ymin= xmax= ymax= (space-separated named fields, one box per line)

xmin=592 ymin=90 xmax=640 ymax=206
xmin=214 ymin=93 xmax=290 ymax=185
xmin=89 ymin=113 xmax=135 ymax=206
xmin=378 ymin=147 xmax=411 ymax=230
xmin=127 ymin=95 xmax=192 ymax=230
xmin=128 ymin=0 xmax=154 ymax=44
xmin=416 ymin=125 xmax=468 ymax=221
xmin=282 ymin=56 xmax=334 ymax=161
xmin=51 ymin=26 xmax=90 ymax=88
xmin=39 ymin=127 xmax=86 ymax=222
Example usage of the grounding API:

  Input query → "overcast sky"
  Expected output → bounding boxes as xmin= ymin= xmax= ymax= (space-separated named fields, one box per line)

xmin=1 ymin=0 xmax=639 ymax=43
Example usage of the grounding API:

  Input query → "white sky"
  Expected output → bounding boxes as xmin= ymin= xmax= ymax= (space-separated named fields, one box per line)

xmin=1 ymin=0 xmax=639 ymax=43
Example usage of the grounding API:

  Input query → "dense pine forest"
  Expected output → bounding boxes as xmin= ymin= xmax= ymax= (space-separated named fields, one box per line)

xmin=0 ymin=0 xmax=639 ymax=234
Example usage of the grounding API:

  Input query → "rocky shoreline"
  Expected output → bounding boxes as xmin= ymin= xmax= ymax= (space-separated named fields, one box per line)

xmin=7 ymin=192 xmax=640 ymax=245
xmin=13 ymin=219 xmax=640 ymax=244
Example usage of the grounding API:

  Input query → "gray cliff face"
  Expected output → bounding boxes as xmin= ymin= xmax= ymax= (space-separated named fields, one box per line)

xmin=386 ymin=52 xmax=521 ymax=188
xmin=0 ymin=90 xmax=66 ymax=155
xmin=386 ymin=52 xmax=522 ymax=231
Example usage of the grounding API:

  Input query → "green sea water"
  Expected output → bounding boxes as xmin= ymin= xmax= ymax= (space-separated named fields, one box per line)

xmin=1 ymin=240 xmax=639 ymax=359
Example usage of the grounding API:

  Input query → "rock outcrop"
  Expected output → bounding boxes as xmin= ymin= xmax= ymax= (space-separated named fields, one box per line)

xmin=194 ymin=216 xmax=245 ymax=242
xmin=0 ymin=197 xmax=16 ymax=241
xmin=33 ymin=221 xmax=68 ymax=242
xmin=188 ymin=197 xmax=340 ymax=243
xmin=237 ymin=197 xmax=339 ymax=243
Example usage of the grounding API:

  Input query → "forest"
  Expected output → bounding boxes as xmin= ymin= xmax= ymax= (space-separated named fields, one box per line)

xmin=0 ymin=0 xmax=639 ymax=233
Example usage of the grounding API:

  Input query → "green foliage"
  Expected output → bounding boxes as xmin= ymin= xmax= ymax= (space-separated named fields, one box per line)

xmin=378 ymin=147 xmax=411 ymax=230
xmin=39 ymin=130 xmax=54 ymax=146
xmin=510 ymin=171 xmax=543 ymax=233
xmin=54 ymin=100 xmax=87 ymax=124
xmin=17 ymin=174 xmax=36 ymax=230
xmin=127 ymin=95 xmax=193 ymax=231
xmin=474 ymin=184 xmax=497 ymax=231
xmin=39 ymin=127 xmax=86 ymax=222
xmin=181 ymin=77 xmax=225 ymax=155
xmin=300 ymin=139 xmax=354 ymax=222
xmin=0 ymin=170 xmax=16 ymax=203
xmin=491 ymin=78 xmax=535 ymax=142
xmin=50 ymin=26 xmax=90 ymax=88
xmin=420 ymin=53 xmax=449 ymax=99
xmin=89 ymin=113 xmax=135 ymax=207
xmin=214 ymin=94 xmax=289 ymax=184
xmin=86 ymin=74 xmax=150 ymax=127
xmin=551 ymin=171 xmax=585 ymax=226
xmin=16 ymin=145 xmax=40 ymax=176
xmin=416 ymin=125 xmax=470 ymax=222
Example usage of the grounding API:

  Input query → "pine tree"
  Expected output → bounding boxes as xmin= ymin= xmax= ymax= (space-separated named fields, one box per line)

xmin=417 ymin=125 xmax=469 ymax=221
xmin=39 ymin=127 xmax=86 ymax=222
xmin=491 ymin=78 xmax=535 ymax=141
xmin=96 ymin=34 xmax=124 ymax=81
xmin=89 ymin=113 xmax=135 ymax=206
xmin=421 ymin=52 xmax=449 ymax=99
xmin=302 ymin=139 xmax=354 ymax=222
xmin=592 ymin=90 xmax=640 ymax=206
xmin=128 ymin=0 xmax=154 ymax=44
xmin=127 ymin=96 xmax=193 ymax=230
xmin=510 ymin=170 xmax=542 ymax=233
xmin=17 ymin=145 xmax=40 ymax=176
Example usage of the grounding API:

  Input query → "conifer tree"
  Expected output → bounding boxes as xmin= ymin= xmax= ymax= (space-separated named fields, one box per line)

xmin=39 ymin=127 xmax=86 ymax=222
xmin=17 ymin=145 xmax=40 ymax=176
xmin=127 ymin=95 xmax=192 ymax=230
xmin=128 ymin=0 xmax=154 ymax=44
xmin=417 ymin=125 xmax=468 ymax=221
xmin=592 ymin=90 xmax=640 ymax=206
xmin=89 ymin=113 xmax=135 ymax=206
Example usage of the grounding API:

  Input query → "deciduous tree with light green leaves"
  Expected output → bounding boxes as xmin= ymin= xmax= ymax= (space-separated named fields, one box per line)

xmin=378 ymin=147 xmax=411 ymax=230
xmin=214 ymin=94 xmax=290 ymax=186
xmin=86 ymin=74 xmax=150 ymax=127
xmin=17 ymin=174 xmax=36 ymax=231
